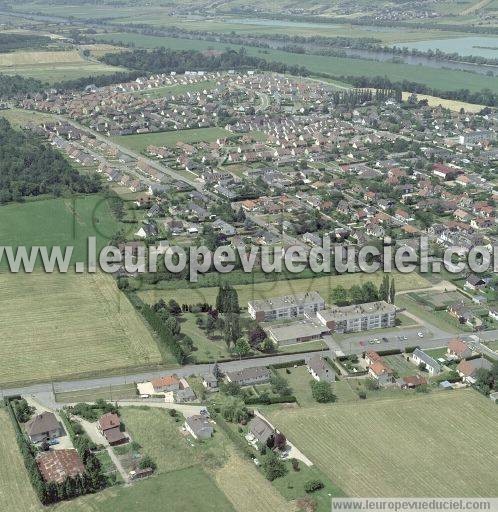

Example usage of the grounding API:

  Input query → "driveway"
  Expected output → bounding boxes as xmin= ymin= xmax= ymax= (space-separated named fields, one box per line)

xmin=77 ymin=416 xmax=131 ymax=484
xmin=254 ymin=410 xmax=313 ymax=467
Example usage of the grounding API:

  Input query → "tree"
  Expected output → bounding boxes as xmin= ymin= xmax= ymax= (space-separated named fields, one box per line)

xmin=248 ymin=325 xmax=267 ymax=347
xmin=233 ymin=337 xmax=251 ymax=358
xmin=270 ymin=373 xmax=291 ymax=397
xmin=167 ymin=299 xmax=181 ymax=316
xmin=223 ymin=313 xmax=241 ymax=349
xmin=206 ymin=314 xmax=217 ymax=337
xmin=304 ymin=480 xmax=324 ymax=493
xmin=261 ymin=451 xmax=287 ymax=481
xmin=311 ymin=381 xmax=336 ymax=403
xmin=389 ymin=278 xmax=396 ymax=304
xmin=274 ymin=432 xmax=287 ymax=451
xmin=379 ymin=274 xmax=390 ymax=302
xmin=330 ymin=285 xmax=349 ymax=306
xmin=221 ymin=381 xmax=242 ymax=396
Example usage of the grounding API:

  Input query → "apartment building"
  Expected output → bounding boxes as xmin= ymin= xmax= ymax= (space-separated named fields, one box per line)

xmin=316 ymin=300 xmax=396 ymax=333
xmin=247 ymin=291 xmax=325 ymax=322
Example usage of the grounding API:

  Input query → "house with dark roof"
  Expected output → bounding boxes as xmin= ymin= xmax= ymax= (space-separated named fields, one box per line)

xmin=248 ymin=416 xmax=274 ymax=447
xmin=225 ymin=367 xmax=271 ymax=386
xmin=25 ymin=412 xmax=62 ymax=443
xmin=98 ymin=413 xmax=127 ymax=446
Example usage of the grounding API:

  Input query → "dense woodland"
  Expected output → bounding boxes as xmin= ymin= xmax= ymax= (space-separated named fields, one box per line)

xmin=0 ymin=33 xmax=51 ymax=52
xmin=100 ymin=47 xmax=309 ymax=76
xmin=0 ymin=119 xmax=101 ymax=203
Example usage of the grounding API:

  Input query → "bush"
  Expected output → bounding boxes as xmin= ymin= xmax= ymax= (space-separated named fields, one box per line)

xmin=358 ymin=391 xmax=367 ymax=400
xmin=304 ymin=480 xmax=324 ymax=493
xmin=261 ymin=451 xmax=287 ymax=481
xmin=310 ymin=381 xmax=336 ymax=403
xmin=139 ymin=455 xmax=157 ymax=471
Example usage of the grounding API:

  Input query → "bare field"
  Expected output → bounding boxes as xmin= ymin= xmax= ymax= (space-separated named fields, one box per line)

xmin=269 ymin=390 xmax=498 ymax=497
xmin=0 ymin=271 xmax=165 ymax=387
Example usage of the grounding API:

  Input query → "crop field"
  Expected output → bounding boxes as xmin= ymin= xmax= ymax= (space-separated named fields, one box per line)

xmin=112 ymin=127 xmax=230 ymax=153
xmin=401 ymin=92 xmax=484 ymax=112
xmin=0 ymin=195 xmax=131 ymax=267
xmin=138 ymin=271 xmax=431 ymax=307
xmin=0 ymin=271 xmax=165 ymax=387
xmin=269 ymin=390 xmax=498 ymax=497
xmin=0 ymin=50 xmax=124 ymax=83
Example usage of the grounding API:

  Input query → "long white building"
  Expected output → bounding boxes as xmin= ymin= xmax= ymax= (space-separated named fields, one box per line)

xmin=248 ymin=291 xmax=325 ymax=322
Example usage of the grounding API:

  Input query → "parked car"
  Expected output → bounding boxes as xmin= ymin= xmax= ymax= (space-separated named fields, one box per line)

xmin=417 ymin=332 xmax=424 ymax=338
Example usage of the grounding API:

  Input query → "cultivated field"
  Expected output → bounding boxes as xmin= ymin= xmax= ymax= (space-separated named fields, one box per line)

xmin=401 ymin=92 xmax=484 ymax=112
xmin=138 ymin=272 xmax=432 ymax=307
xmin=269 ymin=390 xmax=498 ymax=497
xmin=0 ymin=271 xmax=165 ymax=387
xmin=112 ymin=127 xmax=230 ymax=153
xmin=0 ymin=50 xmax=124 ymax=83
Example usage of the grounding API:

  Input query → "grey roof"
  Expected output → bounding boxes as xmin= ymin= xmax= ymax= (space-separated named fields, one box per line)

xmin=307 ymin=354 xmax=336 ymax=381
xmin=318 ymin=301 xmax=395 ymax=323
xmin=413 ymin=348 xmax=441 ymax=371
xmin=175 ymin=387 xmax=196 ymax=400
xmin=186 ymin=415 xmax=213 ymax=437
xmin=248 ymin=291 xmax=324 ymax=314
xmin=249 ymin=416 xmax=274 ymax=444
xmin=225 ymin=367 xmax=270 ymax=384
xmin=25 ymin=412 xmax=59 ymax=436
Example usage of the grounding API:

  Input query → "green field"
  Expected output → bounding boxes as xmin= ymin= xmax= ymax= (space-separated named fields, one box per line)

xmin=0 ymin=195 xmax=132 ymax=267
xmin=138 ymin=272 xmax=431 ymax=307
xmin=269 ymin=390 xmax=498 ymax=497
xmin=112 ymin=127 xmax=230 ymax=153
xmin=0 ymin=49 xmax=124 ymax=83
xmin=94 ymin=32 xmax=498 ymax=94
xmin=0 ymin=271 xmax=166 ymax=387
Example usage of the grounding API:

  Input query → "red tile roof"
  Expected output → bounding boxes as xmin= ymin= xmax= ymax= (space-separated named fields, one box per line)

xmin=37 ymin=449 xmax=85 ymax=484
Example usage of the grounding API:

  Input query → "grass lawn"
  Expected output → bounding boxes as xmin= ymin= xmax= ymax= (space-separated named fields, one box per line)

xmin=269 ymin=390 xmax=498 ymax=497
xmin=0 ymin=271 xmax=166 ymax=388
xmin=179 ymin=313 xmax=232 ymax=363
xmin=277 ymin=366 xmax=315 ymax=405
xmin=54 ymin=383 xmax=138 ymax=404
xmin=383 ymin=354 xmax=417 ymax=378
xmin=272 ymin=460 xmax=345 ymax=512
xmin=424 ymin=347 xmax=450 ymax=360
xmin=139 ymin=272 xmax=431 ymax=307
xmin=0 ymin=195 xmax=129 ymax=267
xmin=111 ymin=127 xmax=230 ymax=153
xmin=1 ymin=108 xmax=57 ymax=127
xmin=397 ymin=295 xmax=464 ymax=334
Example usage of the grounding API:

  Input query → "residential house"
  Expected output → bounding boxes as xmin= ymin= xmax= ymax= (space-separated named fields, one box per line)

xmin=25 ymin=412 xmax=62 ymax=443
xmin=447 ymin=340 xmax=472 ymax=360
xmin=151 ymin=375 xmax=180 ymax=393
xmin=248 ymin=416 xmax=274 ymax=447
xmin=457 ymin=357 xmax=493 ymax=383
xmin=307 ymin=355 xmax=336 ymax=382
xmin=225 ymin=367 xmax=271 ymax=386
xmin=411 ymin=349 xmax=441 ymax=375
xmin=185 ymin=415 xmax=213 ymax=440
xmin=368 ymin=361 xmax=395 ymax=386
xmin=98 ymin=413 xmax=127 ymax=446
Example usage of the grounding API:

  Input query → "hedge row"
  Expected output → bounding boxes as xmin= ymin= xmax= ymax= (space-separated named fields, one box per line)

xmin=244 ymin=395 xmax=297 ymax=405
xmin=126 ymin=291 xmax=186 ymax=364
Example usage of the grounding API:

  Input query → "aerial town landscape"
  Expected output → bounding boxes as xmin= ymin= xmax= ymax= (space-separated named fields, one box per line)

xmin=0 ymin=0 xmax=497 ymax=511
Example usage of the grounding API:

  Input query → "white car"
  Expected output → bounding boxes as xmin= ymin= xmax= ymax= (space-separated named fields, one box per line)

xmin=417 ymin=332 xmax=424 ymax=338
